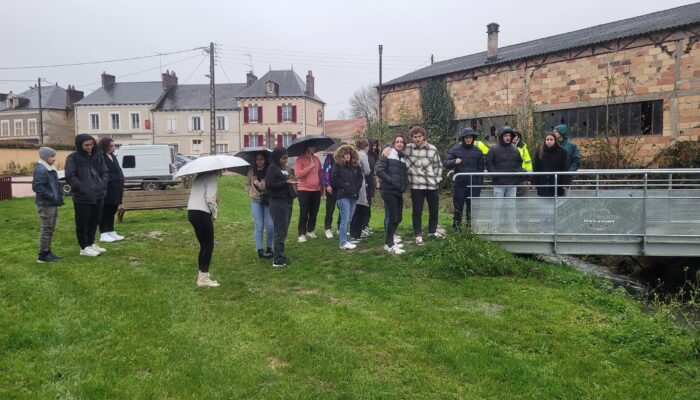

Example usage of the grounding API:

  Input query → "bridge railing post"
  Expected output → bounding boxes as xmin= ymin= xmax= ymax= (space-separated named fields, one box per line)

xmin=553 ymin=173 xmax=558 ymax=254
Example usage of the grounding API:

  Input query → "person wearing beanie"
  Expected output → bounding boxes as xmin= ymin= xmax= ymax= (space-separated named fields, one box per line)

xmin=64 ymin=134 xmax=109 ymax=257
xmin=32 ymin=147 xmax=64 ymax=263
xmin=97 ymin=137 xmax=126 ymax=243
xmin=444 ymin=128 xmax=485 ymax=229
xmin=266 ymin=147 xmax=297 ymax=267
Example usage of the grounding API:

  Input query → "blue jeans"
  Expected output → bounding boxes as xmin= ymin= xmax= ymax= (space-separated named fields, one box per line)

xmin=492 ymin=186 xmax=517 ymax=232
xmin=251 ymin=200 xmax=273 ymax=250
xmin=337 ymin=197 xmax=357 ymax=246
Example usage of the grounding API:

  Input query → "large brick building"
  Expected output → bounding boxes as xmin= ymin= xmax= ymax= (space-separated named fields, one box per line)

xmin=380 ymin=4 xmax=700 ymax=164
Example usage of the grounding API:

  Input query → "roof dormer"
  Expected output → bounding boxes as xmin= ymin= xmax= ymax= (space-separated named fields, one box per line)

xmin=265 ymin=81 xmax=279 ymax=97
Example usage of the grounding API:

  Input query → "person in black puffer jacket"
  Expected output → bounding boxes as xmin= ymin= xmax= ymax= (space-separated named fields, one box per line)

xmin=375 ymin=134 xmax=408 ymax=254
xmin=97 ymin=137 xmax=126 ymax=243
xmin=64 ymin=134 xmax=109 ymax=256
xmin=331 ymin=144 xmax=363 ymax=250
xmin=533 ymin=132 xmax=570 ymax=233
xmin=485 ymin=126 xmax=523 ymax=233
xmin=444 ymin=128 xmax=485 ymax=228
xmin=265 ymin=147 xmax=296 ymax=267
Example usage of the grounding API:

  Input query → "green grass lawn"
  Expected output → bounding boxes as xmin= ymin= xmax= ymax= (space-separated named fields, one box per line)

xmin=1 ymin=175 xmax=698 ymax=399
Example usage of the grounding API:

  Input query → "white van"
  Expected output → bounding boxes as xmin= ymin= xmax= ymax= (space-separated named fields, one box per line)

xmin=116 ymin=145 xmax=177 ymax=190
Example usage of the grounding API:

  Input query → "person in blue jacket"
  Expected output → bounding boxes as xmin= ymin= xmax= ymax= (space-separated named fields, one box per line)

xmin=32 ymin=147 xmax=65 ymax=263
xmin=444 ymin=128 xmax=485 ymax=228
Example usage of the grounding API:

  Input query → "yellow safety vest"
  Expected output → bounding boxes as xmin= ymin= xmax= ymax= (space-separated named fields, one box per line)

xmin=518 ymin=144 xmax=533 ymax=172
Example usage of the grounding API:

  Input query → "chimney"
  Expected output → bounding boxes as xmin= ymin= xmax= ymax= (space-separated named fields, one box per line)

xmin=66 ymin=85 xmax=84 ymax=107
xmin=162 ymin=70 xmax=178 ymax=90
xmin=487 ymin=23 xmax=500 ymax=61
xmin=246 ymin=71 xmax=258 ymax=87
xmin=101 ymin=72 xmax=116 ymax=88
xmin=306 ymin=70 xmax=314 ymax=97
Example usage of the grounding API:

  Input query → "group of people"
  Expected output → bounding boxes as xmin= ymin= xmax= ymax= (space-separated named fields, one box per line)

xmin=31 ymin=124 xmax=580 ymax=288
xmin=32 ymin=134 xmax=126 ymax=264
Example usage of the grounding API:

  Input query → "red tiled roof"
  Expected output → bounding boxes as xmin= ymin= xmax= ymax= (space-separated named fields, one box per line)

xmin=324 ymin=118 xmax=366 ymax=141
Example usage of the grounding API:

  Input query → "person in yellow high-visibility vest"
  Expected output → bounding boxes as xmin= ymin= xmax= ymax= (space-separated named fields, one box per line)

xmin=474 ymin=138 xmax=490 ymax=155
xmin=511 ymin=130 xmax=532 ymax=198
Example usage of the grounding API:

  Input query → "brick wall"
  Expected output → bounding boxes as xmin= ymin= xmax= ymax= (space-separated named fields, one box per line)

xmin=382 ymin=30 xmax=700 ymax=162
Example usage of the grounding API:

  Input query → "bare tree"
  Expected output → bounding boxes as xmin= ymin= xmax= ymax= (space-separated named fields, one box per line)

xmin=336 ymin=110 xmax=349 ymax=120
xmin=349 ymin=84 xmax=378 ymax=123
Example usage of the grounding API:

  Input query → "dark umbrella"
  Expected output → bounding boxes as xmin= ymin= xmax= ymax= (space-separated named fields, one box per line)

xmin=285 ymin=135 xmax=335 ymax=157
xmin=235 ymin=146 xmax=273 ymax=165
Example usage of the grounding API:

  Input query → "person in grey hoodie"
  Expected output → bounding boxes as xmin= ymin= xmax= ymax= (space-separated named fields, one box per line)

xmin=32 ymin=147 xmax=64 ymax=263
xmin=485 ymin=126 xmax=523 ymax=233
xmin=64 ymin=134 xmax=109 ymax=256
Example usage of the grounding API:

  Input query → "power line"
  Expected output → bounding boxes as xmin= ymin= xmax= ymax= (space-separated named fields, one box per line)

xmin=219 ymin=44 xmax=428 ymax=61
xmin=74 ymin=53 xmax=204 ymax=88
xmin=0 ymin=47 xmax=204 ymax=70
xmin=215 ymin=54 xmax=232 ymax=84
xmin=182 ymin=55 xmax=208 ymax=84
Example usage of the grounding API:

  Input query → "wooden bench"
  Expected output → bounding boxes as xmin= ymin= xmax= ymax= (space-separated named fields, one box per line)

xmin=117 ymin=189 xmax=191 ymax=223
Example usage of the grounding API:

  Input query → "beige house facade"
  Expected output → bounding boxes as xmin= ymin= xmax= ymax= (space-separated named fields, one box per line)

xmin=0 ymin=85 xmax=83 ymax=145
xmin=238 ymin=70 xmax=324 ymax=149
xmin=381 ymin=4 xmax=700 ymax=164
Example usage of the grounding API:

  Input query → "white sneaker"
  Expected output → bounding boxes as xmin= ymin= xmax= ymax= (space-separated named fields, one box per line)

xmin=415 ymin=236 xmax=425 ymax=246
xmin=436 ymin=227 xmax=447 ymax=235
xmin=196 ymin=272 xmax=220 ymax=287
xmin=110 ymin=232 xmax=125 ymax=241
xmin=89 ymin=244 xmax=107 ymax=253
xmin=394 ymin=243 xmax=404 ymax=248
xmin=298 ymin=235 xmax=307 ymax=243
xmin=80 ymin=247 xmax=100 ymax=257
xmin=431 ymin=231 xmax=447 ymax=239
xmin=361 ymin=228 xmax=370 ymax=238
xmin=394 ymin=235 xmax=402 ymax=243
xmin=325 ymin=229 xmax=333 ymax=239
xmin=385 ymin=244 xmax=405 ymax=254
xmin=99 ymin=233 xmax=116 ymax=243
xmin=306 ymin=232 xmax=317 ymax=239
xmin=340 ymin=242 xmax=357 ymax=250
xmin=349 ymin=238 xmax=361 ymax=244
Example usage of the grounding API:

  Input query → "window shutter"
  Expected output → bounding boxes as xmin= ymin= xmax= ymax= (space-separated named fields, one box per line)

xmin=243 ymin=107 xmax=249 ymax=123
xmin=258 ymin=106 xmax=263 ymax=123
xmin=292 ymin=133 xmax=298 ymax=140
xmin=224 ymin=116 xmax=229 ymax=131
xmin=244 ymin=134 xmax=249 ymax=147
xmin=277 ymin=106 xmax=282 ymax=123
xmin=188 ymin=117 xmax=193 ymax=131
xmin=277 ymin=134 xmax=283 ymax=148
xmin=257 ymin=134 xmax=263 ymax=145
xmin=292 ymin=105 xmax=297 ymax=123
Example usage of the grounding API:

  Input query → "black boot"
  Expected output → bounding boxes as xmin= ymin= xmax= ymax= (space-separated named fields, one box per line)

xmin=48 ymin=250 xmax=62 ymax=261
xmin=257 ymin=249 xmax=266 ymax=259
xmin=453 ymin=211 xmax=462 ymax=230
xmin=264 ymin=247 xmax=274 ymax=259
xmin=37 ymin=251 xmax=51 ymax=263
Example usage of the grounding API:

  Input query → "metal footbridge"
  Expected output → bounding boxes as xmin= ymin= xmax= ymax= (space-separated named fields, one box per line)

xmin=455 ymin=169 xmax=700 ymax=256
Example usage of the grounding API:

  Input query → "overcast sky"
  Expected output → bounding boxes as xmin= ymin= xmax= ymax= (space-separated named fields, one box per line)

xmin=1 ymin=0 xmax=696 ymax=119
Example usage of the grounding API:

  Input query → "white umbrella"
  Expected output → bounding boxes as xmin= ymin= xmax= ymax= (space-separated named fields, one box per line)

xmin=174 ymin=155 xmax=250 ymax=178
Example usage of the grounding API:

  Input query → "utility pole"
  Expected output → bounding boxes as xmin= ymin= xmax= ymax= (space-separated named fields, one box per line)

xmin=208 ymin=42 xmax=216 ymax=155
xmin=378 ymin=44 xmax=383 ymax=126
xmin=38 ymin=78 xmax=44 ymax=145
xmin=431 ymin=54 xmax=434 ymax=65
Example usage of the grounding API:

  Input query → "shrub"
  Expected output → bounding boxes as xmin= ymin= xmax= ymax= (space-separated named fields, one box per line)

xmin=408 ymin=230 xmax=531 ymax=278
xmin=655 ymin=138 xmax=700 ymax=168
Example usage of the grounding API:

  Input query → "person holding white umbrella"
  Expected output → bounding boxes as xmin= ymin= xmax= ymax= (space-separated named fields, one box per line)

xmin=176 ymin=154 xmax=249 ymax=287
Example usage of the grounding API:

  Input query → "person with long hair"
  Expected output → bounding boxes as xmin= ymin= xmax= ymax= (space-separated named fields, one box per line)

xmin=266 ymin=148 xmax=297 ymax=267
xmin=376 ymin=134 xmax=408 ymax=255
xmin=331 ymin=144 xmax=364 ymax=250
xmin=532 ymin=132 xmax=569 ymax=233
xmin=244 ymin=152 xmax=274 ymax=259
xmin=188 ymin=170 xmax=221 ymax=287
xmin=97 ymin=137 xmax=125 ymax=243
